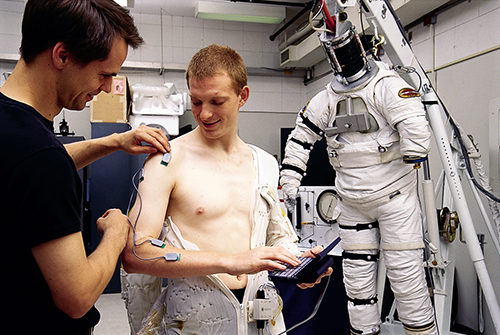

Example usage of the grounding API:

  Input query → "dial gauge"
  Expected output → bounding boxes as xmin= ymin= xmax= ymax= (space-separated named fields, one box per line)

xmin=316 ymin=189 xmax=338 ymax=224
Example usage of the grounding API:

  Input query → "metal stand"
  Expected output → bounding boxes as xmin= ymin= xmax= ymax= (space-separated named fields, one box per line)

xmin=359 ymin=1 xmax=500 ymax=334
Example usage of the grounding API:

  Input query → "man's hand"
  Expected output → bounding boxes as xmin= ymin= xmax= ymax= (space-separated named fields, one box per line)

xmin=64 ymin=125 xmax=171 ymax=170
xmin=117 ymin=125 xmax=170 ymax=155
xmin=297 ymin=245 xmax=333 ymax=289
xmin=226 ymin=246 xmax=301 ymax=276
xmin=96 ymin=209 xmax=130 ymax=250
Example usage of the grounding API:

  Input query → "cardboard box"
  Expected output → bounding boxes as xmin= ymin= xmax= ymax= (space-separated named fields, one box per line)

xmin=90 ymin=75 xmax=130 ymax=123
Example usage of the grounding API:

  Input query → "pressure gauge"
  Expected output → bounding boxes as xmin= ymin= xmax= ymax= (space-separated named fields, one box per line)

xmin=316 ymin=189 xmax=338 ymax=224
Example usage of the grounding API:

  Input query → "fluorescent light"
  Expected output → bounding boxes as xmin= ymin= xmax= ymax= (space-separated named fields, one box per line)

xmin=196 ymin=1 xmax=285 ymax=24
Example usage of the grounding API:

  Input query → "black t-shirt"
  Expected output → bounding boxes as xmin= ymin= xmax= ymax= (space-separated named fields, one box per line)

xmin=0 ymin=93 xmax=100 ymax=334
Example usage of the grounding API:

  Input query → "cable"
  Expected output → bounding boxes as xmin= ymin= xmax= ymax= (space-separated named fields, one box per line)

xmin=127 ymin=164 xmax=179 ymax=262
xmin=390 ymin=64 xmax=423 ymax=93
xmin=309 ymin=1 xmax=333 ymax=34
xmin=273 ymin=275 xmax=332 ymax=335
xmin=319 ymin=0 xmax=336 ymax=32
xmin=435 ymin=95 xmax=500 ymax=204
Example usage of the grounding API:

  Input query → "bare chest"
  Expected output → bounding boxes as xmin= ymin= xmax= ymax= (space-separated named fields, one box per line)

xmin=167 ymin=154 xmax=257 ymax=252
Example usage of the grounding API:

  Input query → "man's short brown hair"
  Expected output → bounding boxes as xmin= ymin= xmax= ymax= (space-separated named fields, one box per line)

xmin=20 ymin=0 xmax=143 ymax=65
xmin=186 ymin=44 xmax=247 ymax=94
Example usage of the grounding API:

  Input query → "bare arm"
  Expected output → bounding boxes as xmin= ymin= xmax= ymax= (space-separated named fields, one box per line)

xmin=32 ymin=209 xmax=129 ymax=319
xmin=65 ymin=125 xmax=170 ymax=170
xmin=121 ymin=152 xmax=300 ymax=278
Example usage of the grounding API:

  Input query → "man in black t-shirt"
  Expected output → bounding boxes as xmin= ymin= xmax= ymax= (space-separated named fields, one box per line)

xmin=0 ymin=1 xmax=170 ymax=334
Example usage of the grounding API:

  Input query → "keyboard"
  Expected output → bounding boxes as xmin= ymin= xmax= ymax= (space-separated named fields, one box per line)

xmin=269 ymin=237 xmax=340 ymax=284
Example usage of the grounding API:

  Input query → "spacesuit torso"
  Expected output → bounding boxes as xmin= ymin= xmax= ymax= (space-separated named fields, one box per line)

xmin=282 ymin=61 xmax=430 ymax=205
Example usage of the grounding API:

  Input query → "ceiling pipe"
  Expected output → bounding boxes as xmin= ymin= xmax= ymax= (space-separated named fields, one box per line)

xmin=269 ymin=1 xmax=314 ymax=41
xmin=229 ymin=0 xmax=308 ymax=7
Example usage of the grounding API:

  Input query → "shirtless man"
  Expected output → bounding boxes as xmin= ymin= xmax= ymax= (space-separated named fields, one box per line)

xmin=121 ymin=44 xmax=328 ymax=334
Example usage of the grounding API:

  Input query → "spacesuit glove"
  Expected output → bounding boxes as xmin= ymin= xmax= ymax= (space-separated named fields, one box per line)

xmin=284 ymin=194 xmax=297 ymax=213
xmin=280 ymin=174 xmax=300 ymax=213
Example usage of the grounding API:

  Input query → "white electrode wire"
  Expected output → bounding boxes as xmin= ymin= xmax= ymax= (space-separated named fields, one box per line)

xmin=127 ymin=167 xmax=165 ymax=261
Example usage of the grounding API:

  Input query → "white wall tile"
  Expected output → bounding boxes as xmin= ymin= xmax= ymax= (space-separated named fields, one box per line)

xmin=126 ymin=47 xmax=141 ymax=62
xmin=183 ymin=27 xmax=204 ymax=48
xmin=203 ymin=28 xmax=224 ymax=47
xmin=172 ymin=16 xmax=183 ymax=27
xmin=479 ymin=0 xmax=500 ymax=15
xmin=172 ymin=46 xmax=185 ymax=64
xmin=241 ymin=51 xmax=262 ymax=68
xmin=1 ymin=34 xmax=21 ymax=54
xmin=160 ymin=45 xmax=173 ymax=64
xmin=408 ymin=24 xmax=430 ymax=46
xmin=261 ymin=91 xmax=282 ymax=111
xmin=243 ymin=32 xmax=263 ymax=52
xmin=159 ymin=13 xmax=172 ymax=27
xmin=243 ymin=90 xmax=263 ymax=111
xmin=182 ymin=17 xmax=203 ymax=29
xmin=139 ymin=23 xmax=162 ymax=47
xmin=243 ymin=22 xmax=263 ymax=33
xmin=262 ymin=51 xmax=280 ymax=68
xmin=281 ymin=92 xmax=303 ymax=112
xmin=477 ymin=8 xmax=500 ymax=51
xmin=0 ymin=10 xmax=21 ymax=36
xmin=140 ymin=44 xmax=161 ymax=62
xmin=223 ymin=20 xmax=244 ymax=31
xmin=262 ymin=76 xmax=282 ymax=94
xmin=247 ymin=76 xmax=263 ymax=92
xmin=434 ymin=28 xmax=455 ymax=68
xmin=411 ymin=40 xmax=432 ymax=72
xmin=203 ymin=19 xmax=224 ymax=30
xmin=0 ymin=1 xmax=24 ymax=12
xmin=142 ymin=13 xmax=161 ymax=25
xmin=454 ymin=18 xmax=479 ymax=61
xmin=224 ymin=29 xmax=244 ymax=51
xmin=171 ymin=26 xmax=183 ymax=47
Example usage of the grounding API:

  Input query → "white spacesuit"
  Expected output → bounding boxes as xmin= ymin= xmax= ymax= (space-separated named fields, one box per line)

xmin=280 ymin=22 xmax=437 ymax=334
xmin=122 ymin=145 xmax=300 ymax=335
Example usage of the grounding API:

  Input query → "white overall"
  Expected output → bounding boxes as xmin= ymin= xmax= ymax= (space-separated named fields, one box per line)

xmin=122 ymin=145 xmax=299 ymax=335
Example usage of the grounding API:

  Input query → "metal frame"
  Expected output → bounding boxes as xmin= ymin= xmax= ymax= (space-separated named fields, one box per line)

xmin=356 ymin=1 xmax=500 ymax=334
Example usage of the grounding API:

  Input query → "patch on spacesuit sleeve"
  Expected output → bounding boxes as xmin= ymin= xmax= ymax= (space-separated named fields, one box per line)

xmin=398 ymin=88 xmax=420 ymax=98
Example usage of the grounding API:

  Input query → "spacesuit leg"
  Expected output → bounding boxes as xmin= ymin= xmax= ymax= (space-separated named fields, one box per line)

xmin=378 ymin=185 xmax=437 ymax=335
xmin=337 ymin=200 xmax=381 ymax=335
xmin=383 ymin=249 xmax=437 ymax=335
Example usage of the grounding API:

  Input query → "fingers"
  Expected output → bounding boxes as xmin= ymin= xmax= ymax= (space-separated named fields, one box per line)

xmin=99 ymin=209 xmax=111 ymax=218
xmin=138 ymin=126 xmax=170 ymax=153
xmin=228 ymin=246 xmax=300 ymax=275
xmin=300 ymin=245 xmax=323 ymax=258
xmin=121 ymin=126 xmax=171 ymax=155
xmin=297 ymin=266 xmax=333 ymax=289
